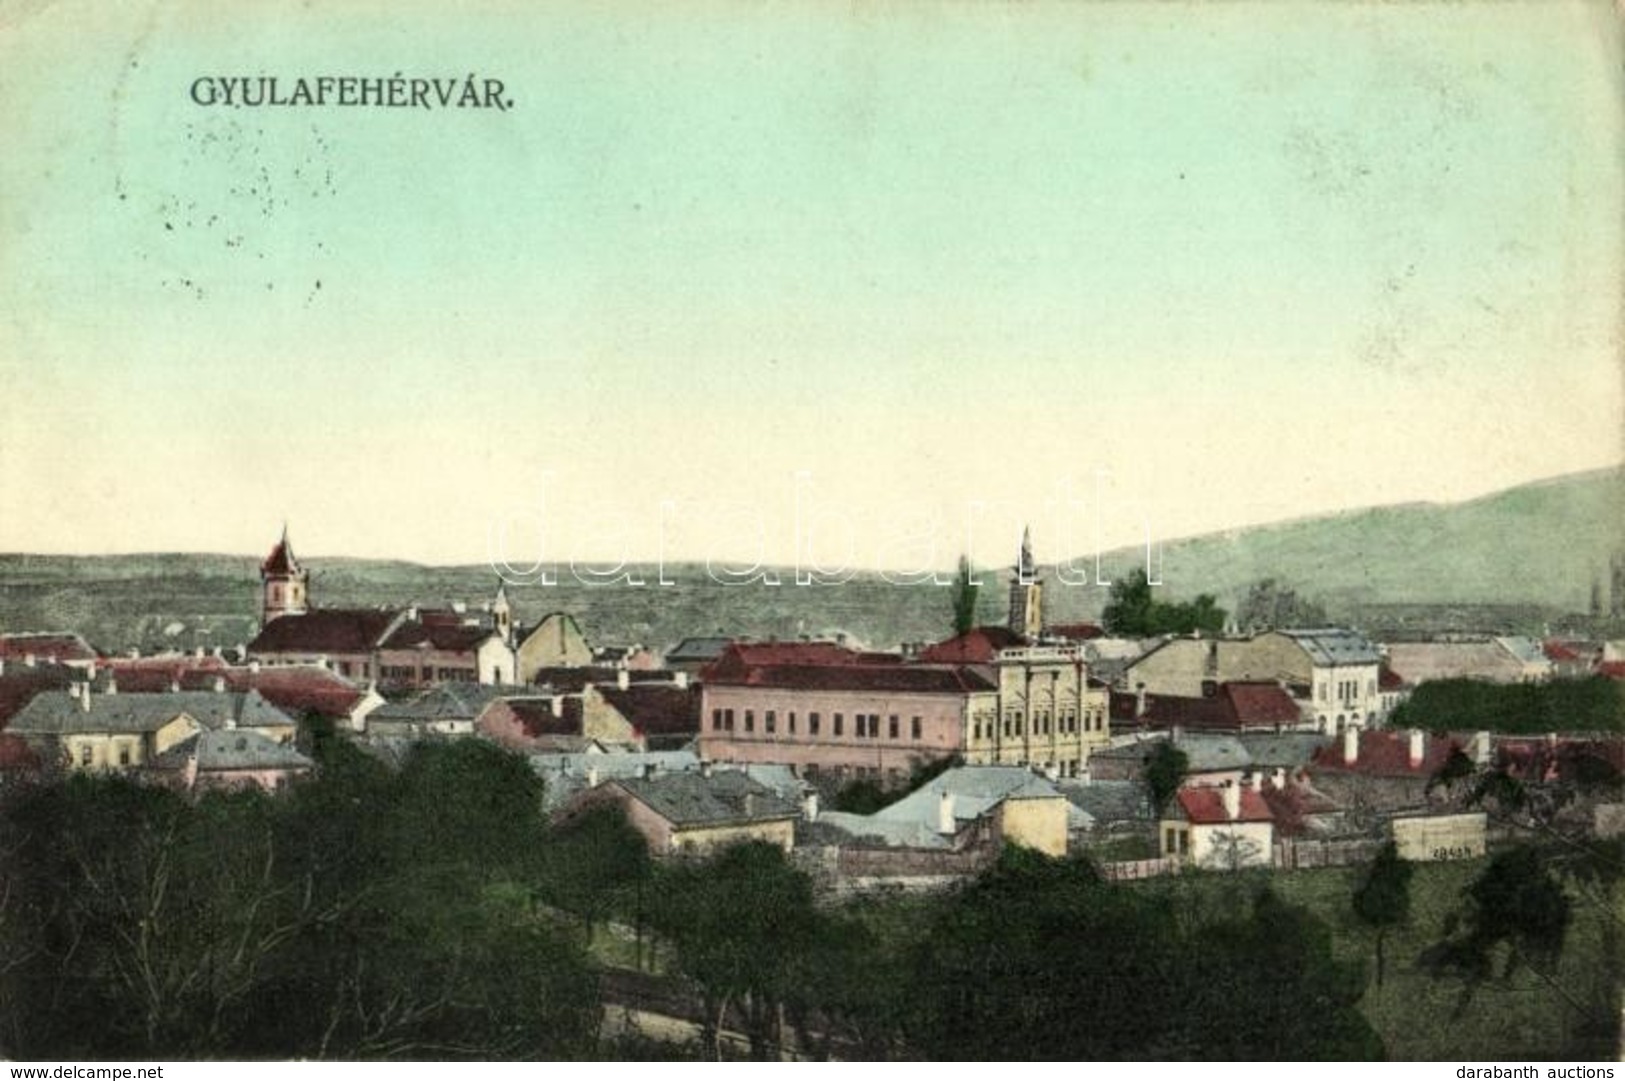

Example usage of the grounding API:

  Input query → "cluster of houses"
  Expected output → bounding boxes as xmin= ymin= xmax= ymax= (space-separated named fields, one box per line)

xmin=0 ymin=528 xmax=1619 ymax=888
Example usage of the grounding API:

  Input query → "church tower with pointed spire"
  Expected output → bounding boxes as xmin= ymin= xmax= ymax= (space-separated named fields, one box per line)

xmin=260 ymin=526 xmax=309 ymax=627
xmin=1008 ymin=526 xmax=1044 ymax=641
xmin=491 ymin=581 xmax=514 ymax=646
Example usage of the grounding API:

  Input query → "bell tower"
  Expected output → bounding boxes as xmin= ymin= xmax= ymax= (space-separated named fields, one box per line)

xmin=260 ymin=525 xmax=309 ymax=627
xmin=1008 ymin=526 xmax=1044 ymax=640
xmin=492 ymin=581 xmax=514 ymax=646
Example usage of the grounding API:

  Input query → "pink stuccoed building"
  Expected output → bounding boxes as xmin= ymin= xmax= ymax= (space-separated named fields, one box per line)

xmin=697 ymin=656 xmax=997 ymax=783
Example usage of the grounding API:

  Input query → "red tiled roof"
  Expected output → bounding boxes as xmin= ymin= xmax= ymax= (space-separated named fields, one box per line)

xmin=1110 ymin=682 xmax=1300 ymax=731
xmin=249 ymin=609 xmax=403 ymax=655
xmin=1311 ymin=730 xmax=1461 ymax=777
xmin=1494 ymin=736 xmax=1625 ymax=783
xmin=1174 ymin=786 xmax=1273 ymax=825
xmin=596 ymin=684 xmax=700 ymax=737
xmin=1141 ymin=694 xmax=1232 ymax=730
xmin=916 ymin=626 xmax=1027 ymax=665
xmin=1596 ymin=662 xmax=1625 ymax=681
xmin=0 ymin=733 xmax=40 ymax=772
xmin=260 ymin=535 xmax=300 ymax=576
xmin=380 ymin=619 xmax=497 ymax=653
xmin=504 ymin=697 xmax=585 ymax=738
xmin=713 ymin=663 xmax=995 ymax=694
xmin=0 ymin=664 xmax=78 ymax=728
xmin=1050 ymin=623 xmax=1105 ymax=641
xmin=1542 ymin=640 xmax=1584 ymax=663
xmin=1260 ymin=782 xmax=1339 ymax=836
xmin=1220 ymin=682 xmax=1302 ymax=727
xmin=701 ymin=641 xmax=880 ymax=681
xmin=0 ymin=634 xmax=97 ymax=663
xmin=1378 ymin=664 xmax=1407 ymax=691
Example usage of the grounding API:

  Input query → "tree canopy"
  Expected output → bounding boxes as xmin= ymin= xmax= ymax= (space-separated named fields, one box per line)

xmin=1103 ymin=569 xmax=1227 ymax=637
xmin=1391 ymin=677 xmax=1624 ymax=736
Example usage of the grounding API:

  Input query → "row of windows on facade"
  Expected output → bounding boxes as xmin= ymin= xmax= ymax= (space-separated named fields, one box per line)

xmin=80 ymin=743 xmax=135 ymax=767
xmin=710 ymin=708 xmax=925 ymax=741
xmin=379 ymin=665 xmax=479 ymax=683
xmin=971 ymin=709 xmax=1103 ymax=742
xmin=1320 ymin=678 xmax=1375 ymax=703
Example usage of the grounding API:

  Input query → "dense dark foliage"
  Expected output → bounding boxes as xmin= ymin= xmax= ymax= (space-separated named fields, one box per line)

xmin=0 ymin=741 xmax=600 ymax=1060
xmin=1392 ymin=676 xmax=1624 ymax=736
xmin=905 ymin=848 xmax=1382 ymax=1060
xmin=1353 ymin=842 xmax=1414 ymax=987
xmin=1103 ymin=569 xmax=1227 ymax=637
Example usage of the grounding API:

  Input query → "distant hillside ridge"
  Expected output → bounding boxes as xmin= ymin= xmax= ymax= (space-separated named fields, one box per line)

xmin=0 ymin=465 xmax=1618 ymax=651
xmin=1082 ymin=464 xmax=1624 ymax=615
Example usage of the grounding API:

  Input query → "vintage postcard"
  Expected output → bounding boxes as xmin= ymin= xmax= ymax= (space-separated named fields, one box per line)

xmin=0 ymin=0 xmax=1620 ymax=1065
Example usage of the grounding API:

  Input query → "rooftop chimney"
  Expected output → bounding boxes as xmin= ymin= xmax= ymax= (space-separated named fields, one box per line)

xmin=700 ymin=759 xmax=713 ymax=778
xmin=585 ymin=765 xmax=599 ymax=788
xmin=1342 ymin=725 xmax=1359 ymax=765
xmin=1221 ymin=780 xmax=1240 ymax=821
xmin=937 ymin=789 xmax=956 ymax=835
xmin=802 ymin=790 xmax=819 ymax=822
xmin=22 ymin=653 xmax=35 ymax=668
xmin=1470 ymin=730 xmax=1492 ymax=767
xmin=79 ymin=684 xmax=91 ymax=712
xmin=673 ymin=670 xmax=689 ymax=690
xmin=617 ymin=669 xmax=629 ymax=691
xmin=105 ymin=674 xmax=117 ymax=696
xmin=1135 ymin=683 xmax=1147 ymax=719
xmin=1407 ymin=729 xmax=1424 ymax=769
xmin=213 ymin=676 xmax=227 ymax=694
xmin=1273 ymin=766 xmax=1287 ymax=790
xmin=248 ymin=661 xmax=260 ymax=675
xmin=550 ymin=695 xmax=564 ymax=719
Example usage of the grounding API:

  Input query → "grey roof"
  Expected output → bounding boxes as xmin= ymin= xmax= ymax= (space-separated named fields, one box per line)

xmin=8 ymin=689 xmax=295 ymax=737
xmin=1057 ymin=780 xmax=1154 ymax=827
xmin=1235 ymin=732 xmax=1330 ymax=769
xmin=531 ymin=749 xmax=701 ymax=780
xmin=819 ymin=766 xmax=1076 ymax=849
xmin=614 ymin=770 xmax=800 ymax=828
xmin=153 ymin=729 xmax=313 ymax=772
xmin=664 ymin=636 xmax=733 ymax=662
xmin=369 ymin=683 xmax=508 ymax=722
xmin=1171 ymin=733 xmax=1251 ymax=773
xmin=1494 ymin=636 xmax=1550 ymax=667
xmin=815 ymin=811 xmax=953 ymax=849
xmin=1275 ymin=628 xmax=1381 ymax=666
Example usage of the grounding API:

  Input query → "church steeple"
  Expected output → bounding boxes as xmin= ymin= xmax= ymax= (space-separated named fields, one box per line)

xmin=260 ymin=525 xmax=309 ymax=627
xmin=492 ymin=581 xmax=513 ymax=646
xmin=1008 ymin=526 xmax=1043 ymax=640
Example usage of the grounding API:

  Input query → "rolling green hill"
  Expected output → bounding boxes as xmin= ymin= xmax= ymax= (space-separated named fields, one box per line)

xmin=1088 ymin=465 xmax=1623 ymax=621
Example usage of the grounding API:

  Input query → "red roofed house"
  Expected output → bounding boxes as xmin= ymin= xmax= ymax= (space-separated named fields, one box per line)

xmin=1307 ymin=726 xmax=1465 ymax=814
xmin=248 ymin=529 xmax=516 ymax=690
xmin=1111 ymin=680 xmax=1304 ymax=733
xmin=1159 ymin=780 xmax=1275 ymax=869
xmin=915 ymin=626 xmax=1026 ymax=665
xmin=477 ymin=694 xmax=603 ymax=753
xmin=698 ymin=661 xmax=998 ymax=782
xmin=0 ymin=633 xmax=98 ymax=668
xmin=698 ymin=532 xmax=1111 ymax=781
xmin=102 ymin=656 xmax=383 ymax=731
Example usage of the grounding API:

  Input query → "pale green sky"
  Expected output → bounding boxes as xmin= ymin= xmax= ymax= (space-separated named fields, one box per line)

xmin=0 ymin=1 xmax=1619 ymax=569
